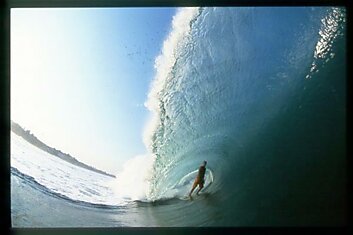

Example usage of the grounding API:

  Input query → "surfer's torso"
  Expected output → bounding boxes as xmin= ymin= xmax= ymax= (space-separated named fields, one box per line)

xmin=196 ymin=166 xmax=206 ymax=182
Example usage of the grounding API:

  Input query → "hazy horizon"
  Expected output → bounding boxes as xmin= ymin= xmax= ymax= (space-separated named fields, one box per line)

xmin=11 ymin=7 xmax=177 ymax=174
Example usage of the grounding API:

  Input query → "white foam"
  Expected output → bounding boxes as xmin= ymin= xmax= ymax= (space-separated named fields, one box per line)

xmin=11 ymin=132 xmax=119 ymax=205
xmin=110 ymin=154 xmax=154 ymax=201
xmin=135 ymin=8 xmax=201 ymax=201
xmin=143 ymin=7 xmax=200 ymax=152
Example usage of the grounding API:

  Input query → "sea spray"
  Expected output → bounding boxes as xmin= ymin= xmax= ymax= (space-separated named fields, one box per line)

xmin=109 ymin=9 xmax=203 ymax=202
xmin=144 ymin=7 xmax=205 ymax=200
xmin=110 ymin=154 xmax=154 ymax=202
xmin=144 ymin=7 xmax=200 ymax=150
xmin=307 ymin=7 xmax=346 ymax=79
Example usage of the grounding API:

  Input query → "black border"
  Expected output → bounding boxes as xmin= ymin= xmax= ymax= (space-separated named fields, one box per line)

xmin=1 ymin=1 xmax=351 ymax=235
xmin=6 ymin=0 xmax=350 ymax=7
xmin=1 ymin=0 xmax=11 ymax=234
xmin=7 ymin=227 xmax=353 ymax=235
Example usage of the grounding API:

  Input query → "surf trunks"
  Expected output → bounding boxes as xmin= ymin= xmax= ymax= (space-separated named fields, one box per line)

xmin=193 ymin=178 xmax=205 ymax=188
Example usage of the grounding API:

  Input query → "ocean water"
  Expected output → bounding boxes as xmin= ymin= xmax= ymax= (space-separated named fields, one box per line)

xmin=11 ymin=7 xmax=346 ymax=227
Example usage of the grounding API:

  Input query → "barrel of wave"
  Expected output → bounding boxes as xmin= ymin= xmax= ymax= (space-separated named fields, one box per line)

xmin=147 ymin=145 xmax=229 ymax=201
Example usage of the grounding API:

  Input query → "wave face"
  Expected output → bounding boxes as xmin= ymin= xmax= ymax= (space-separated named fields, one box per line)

xmin=143 ymin=7 xmax=346 ymax=225
xmin=11 ymin=7 xmax=346 ymax=227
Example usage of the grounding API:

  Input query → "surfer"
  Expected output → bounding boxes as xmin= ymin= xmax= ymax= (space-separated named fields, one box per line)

xmin=188 ymin=161 xmax=207 ymax=197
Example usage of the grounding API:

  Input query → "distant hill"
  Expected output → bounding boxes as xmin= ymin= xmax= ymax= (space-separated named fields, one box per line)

xmin=11 ymin=121 xmax=116 ymax=178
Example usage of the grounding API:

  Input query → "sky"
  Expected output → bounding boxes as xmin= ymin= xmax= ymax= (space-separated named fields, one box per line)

xmin=11 ymin=7 xmax=177 ymax=174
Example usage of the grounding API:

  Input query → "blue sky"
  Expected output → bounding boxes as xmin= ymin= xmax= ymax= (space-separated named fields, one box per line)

xmin=11 ymin=8 xmax=177 ymax=174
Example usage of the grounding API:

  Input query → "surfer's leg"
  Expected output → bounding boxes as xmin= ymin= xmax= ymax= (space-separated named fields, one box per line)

xmin=189 ymin=186 xmax=196 ymax=197
xmin=189 ymin=180 xmax=198 ymax=196
xmin=196 ymin=183 xmax=204 ymax=195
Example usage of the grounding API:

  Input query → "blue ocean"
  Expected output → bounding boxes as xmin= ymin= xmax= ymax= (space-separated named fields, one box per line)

xmin=11 ymin=7 xmax=346 ymax=227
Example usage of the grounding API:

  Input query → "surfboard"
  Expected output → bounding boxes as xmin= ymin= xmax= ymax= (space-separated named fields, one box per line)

xmin=173 ymin=168 xmax=214 ymax=201
xmin=179 ymin=195 xmax=192 ymax=201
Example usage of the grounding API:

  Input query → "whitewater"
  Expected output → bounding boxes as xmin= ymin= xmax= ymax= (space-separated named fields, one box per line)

xmin=11 ymin=7 xmax=346 ymax=226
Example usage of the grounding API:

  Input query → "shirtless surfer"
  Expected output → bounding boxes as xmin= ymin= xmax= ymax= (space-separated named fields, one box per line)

xmin=188 ymin=161 xmax=207 ymax=197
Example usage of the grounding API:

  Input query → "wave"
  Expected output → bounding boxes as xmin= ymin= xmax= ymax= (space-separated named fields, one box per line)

xmin=111 ymin=8 xmax=208 ymax=202
xmin=11 ymin=167 xmax=121 ymax=210
xmin=11 ymin=7 xmax=346 ymax=225
xmin=140 ymin=6 xmax=346 ymax=211
xmin=109 ymin=7 xmax=346 ymax=208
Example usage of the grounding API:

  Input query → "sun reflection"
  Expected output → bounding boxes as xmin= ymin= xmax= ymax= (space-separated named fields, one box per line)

xmin=306 ymin=8 xmax=345 ymax=79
